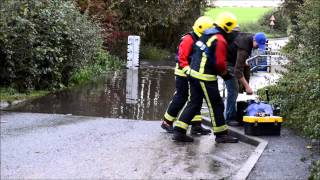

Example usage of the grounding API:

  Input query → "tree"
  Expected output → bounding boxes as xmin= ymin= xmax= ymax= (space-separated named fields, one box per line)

xmin=75 ymin=0 xmax=207 ymax=57
xmin=0 ymin=0 xmax=103 ymax=91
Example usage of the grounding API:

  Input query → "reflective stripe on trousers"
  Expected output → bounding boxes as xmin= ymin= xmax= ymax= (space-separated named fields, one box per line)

xmin=176 ymin=77 xmax=227 ymax=134
xmin=164 ymin=75 xmax=202 ymax=122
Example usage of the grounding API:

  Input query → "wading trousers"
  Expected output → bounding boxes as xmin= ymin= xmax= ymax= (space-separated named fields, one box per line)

xmin=175 ymin=77 xmax=228 ymax=134
xmin=164 ymin=75 xmax=202 ymax=125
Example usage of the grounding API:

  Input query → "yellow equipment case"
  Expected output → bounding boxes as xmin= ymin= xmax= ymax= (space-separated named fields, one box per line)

xmin=243 ymin=116 xmax=283 ymax=136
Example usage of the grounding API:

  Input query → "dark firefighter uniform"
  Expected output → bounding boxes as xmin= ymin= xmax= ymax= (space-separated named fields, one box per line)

xmin=165 ymin=32 xmax=202 ymax=123
xmin=174 ymin=27 xmax=238 ymax=142
xmin=162 ymin=31 xmax=210 ymax=135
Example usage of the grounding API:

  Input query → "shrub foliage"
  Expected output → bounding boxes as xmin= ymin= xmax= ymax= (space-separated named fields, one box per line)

xmin=0 ymin=0 xmax=104 ymax=91
xmin=258 ymin=1 xmax=319 ymax=177
xmin=258 ymin=0 xmax=319 ymax=140
xmin=75 ymin=0 xmax=206 ymax=57
xmin=240 ymin=8 xmax=289 ymax=37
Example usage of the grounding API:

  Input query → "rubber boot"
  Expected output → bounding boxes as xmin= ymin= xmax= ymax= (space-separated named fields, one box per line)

xmin=161 ymin=120 xmax=174 ymax=133
xmin=191 ymin=125 xmax=211 ymax=135
xmin=172 ymin=128 xmax=194 ymax=142
xmin=215 ymin=134 xmax=239 ymax=143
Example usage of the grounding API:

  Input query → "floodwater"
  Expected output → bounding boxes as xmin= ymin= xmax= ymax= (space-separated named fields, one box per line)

xmin=7 ymin=61 xmax=177 ymax=120
xmin=6 ymin=50 xmax=287 ymax=120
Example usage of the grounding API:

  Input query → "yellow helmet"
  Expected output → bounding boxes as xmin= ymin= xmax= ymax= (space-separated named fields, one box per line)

xmin=193 ymin=16 xmax=214 ymax=36
xmin=215 ymin=12 xmax=238 ymax=33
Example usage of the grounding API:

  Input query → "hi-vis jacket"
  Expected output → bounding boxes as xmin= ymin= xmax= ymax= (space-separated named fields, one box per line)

xmin=174 ymin=32 xmax=199 ymax=77
xmin=190 ymin=27 xmax=228 ymax=81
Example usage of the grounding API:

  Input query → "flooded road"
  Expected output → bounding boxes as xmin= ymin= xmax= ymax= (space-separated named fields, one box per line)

xmin=7 ymin=66 xmax=176 ymax=120
xmin=6 ymin=43 xmax=287 ymax=120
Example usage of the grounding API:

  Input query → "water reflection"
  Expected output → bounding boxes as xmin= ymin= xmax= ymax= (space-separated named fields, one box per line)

xmin=8 ymin=68 xmax=175 ymax=120
xmin=126 ymin=69 xmax=139 ymax=104
xmin=7 ymin=55 xmax=287 ymax=120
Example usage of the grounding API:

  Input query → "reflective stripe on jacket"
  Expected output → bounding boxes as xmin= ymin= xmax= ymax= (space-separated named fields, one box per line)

xmin=190 ymin=27 xmax=228 ymax=81
xmin=174 ymin=32 xmax=198 ymax=77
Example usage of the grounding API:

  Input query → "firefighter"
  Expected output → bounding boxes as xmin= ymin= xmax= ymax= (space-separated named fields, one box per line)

xmin=173 ymin=12 xmax=239 ymax=143
xmin=161 ymin=16 xmax=213 ymax=135
xmin=225 ymin=32 xmax=267 ymax=127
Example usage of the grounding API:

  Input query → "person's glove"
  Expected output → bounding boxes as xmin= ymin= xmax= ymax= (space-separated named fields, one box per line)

xmin=221 ymin=72 xmax=233 ymax=81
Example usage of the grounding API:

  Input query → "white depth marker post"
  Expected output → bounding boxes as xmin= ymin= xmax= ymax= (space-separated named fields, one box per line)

xmin=126 ymin=35 xmax=140 ymax=104
xmin=127 ymin=35 xmax=140 ymax=68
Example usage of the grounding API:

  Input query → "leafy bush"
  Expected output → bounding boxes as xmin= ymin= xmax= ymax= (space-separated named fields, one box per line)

xmin=70 ymin=49 xmax=124 ymax=85
xmin=118 ymin=0 xmax=206 ymax=50
xmin=0 ymin=87 xmax=49 ymax=102
xmin=258 ymin=3 xmax=319 ymax=177
xmin=75 ymin=0 xmax=130 ymax=58
xmin=75 ymin=0 xmax=206 ymax=57
xmin=309 ymin=160 xmax=320 ymax=180
xmin=140 ymin=45 xmax=172 ymax=60
xmin=258 ymin=8 xmax=289 ymax=35
xmin=0 ymin=0 xmax=104 ymax=91
xmin=258 ymin=0 xmax=320 ymax=140
xmin=240 ymin=8 xmax=288 ymax=37
xmin=240 ymin=22 xmax=269 ymax=34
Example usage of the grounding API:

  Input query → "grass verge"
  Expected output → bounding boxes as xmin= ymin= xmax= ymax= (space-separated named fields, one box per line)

xmin=1 ymin=50 xmax=125 ymax=103
xmin=205 ymin=7 xmax=287 ymax=38
xmin=140 ymin=45 xmax=172 ymax=60
xmin=205 ymin=7 xmax=272 ymax=24
xmin=0 ymin=88 xmax=49 ymax=102
xmin=70 ymin=49 xmax=125 ymax=85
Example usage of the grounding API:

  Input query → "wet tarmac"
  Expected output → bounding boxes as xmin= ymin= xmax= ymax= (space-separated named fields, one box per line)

xmin=1 ymin=39 xmax=291 ymax=179
xmin=247 ymin=127 xmax=320 ymax=180
xmin=0 ymin=112 xmax=255 ymax=179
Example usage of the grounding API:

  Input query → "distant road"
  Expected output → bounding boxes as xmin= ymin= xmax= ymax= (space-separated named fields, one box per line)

xmin=207 ymin=0 xmax=284 ymax=7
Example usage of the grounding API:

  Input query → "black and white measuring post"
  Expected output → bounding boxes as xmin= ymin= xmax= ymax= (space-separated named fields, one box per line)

xmin=126 ymin=35 xmax=140 ymax=69
xmin=126 ymin=35 xmax=140 ymax=104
